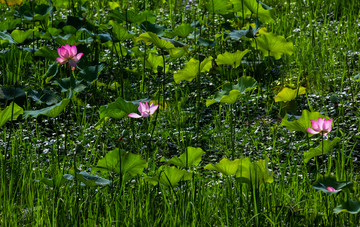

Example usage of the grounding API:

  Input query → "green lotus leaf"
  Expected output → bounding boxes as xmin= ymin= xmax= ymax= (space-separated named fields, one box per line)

xmin=231 ymin=0 xmax=274 ymax=23
xmin=274 ymin=86 xmax=306 ymax=102
xmin=236 ymin=157 xmax=273 ymax=186
xmin=69 ymin=169 xmax=112 ymax=187
xmin=145 ymin=165 xmax=192 ymax=187
xmin=98 ymin=97 xmax=141 ymax=120
xmin=137 ymin=32 xmax=175 ymax=50
xmin=140 ymin=21 xmax=166 ymax=36
xmin=304 ymin=137 xmax=341 ymax=163
xmin=34 ymin=46 xmax=59 ymax=60
xmin=0 ymin=102 xmax=23 ymax=128
xmin=11 ymin=29 xmax=33 ymax=43
xmin=252 ymin=32 xmax=293 ymax=60
xmin=174 ymin=56 xmax=213 ymax=83
xmin=110 ymin=21 xmax=133 ymax=42
xmin=160 ymin=147 xmax=205 ymax=169
xmin=173 ymin=23 xmax=193 ymax=38
xmin=216 ymin=49 xmax=249 ymax=68
xmin=206 ymin=76 xmax=257 ymax=106
xmin=23 ymin=98 xmax=70 ymax=118
xmin=94 ymin=149 xmax=148 ymax=179
xmin=205 ymin=158 xmax=241 ymax=176
xmin=334 ymin=200 xmax=360 ymax=214
xmin=145 ymin=53 xmax=169 ymax=73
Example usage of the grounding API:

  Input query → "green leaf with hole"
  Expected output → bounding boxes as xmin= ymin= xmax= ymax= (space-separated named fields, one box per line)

xmin=0 ymin=102 xmax=23 ymax=128
xmin=312 ymin=177 xmax=353 ymax=195
xmin=160 ymin=147 xmax=205 ymax=169
xmin=23 ymin=98 xmax=70 ymax=118
xmin=304 ymin=137 xmax=341 ymax=163
xmin=205 ymin=158 xmax=241 ymax=176
xmin=216 ymin=49 xmax=249 ymax=68
xmin=206 ymin=76 xmax=257 ymax=106
xmin=174 ymin=56 xmax=213 ymax=83
xmin=10 ymin=29 xmax=33 ymax=44
xmin=252 ymin=32 xmax=293 ymax=60
xmin=334 ymin=200 xmax=360 ymax=214
xmin=236 ymin=157 xmax=273 ymax=186
xmin=274 ymin=87 xmax=306 ymax=102
xmin=281 ymin=110 xmax=330 ymax=134
xmin=94 ymin=149 xmax=147 ymax=181
xmin=145 ymin=165 xmax=192 ymax=187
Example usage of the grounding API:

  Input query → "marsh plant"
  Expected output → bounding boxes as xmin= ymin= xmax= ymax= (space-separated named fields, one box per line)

xmin=0 ymin=0 xmax=359 ymax=226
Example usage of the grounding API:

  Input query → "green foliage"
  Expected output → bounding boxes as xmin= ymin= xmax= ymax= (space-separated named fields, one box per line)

xmin=160 ymin=147 xmax=205 ymax=169
xmin=10 ymin=29 xmax=33 ymax=44
xmin=205 ymin=158 xmax=241 ymax=176
xmin=93 ymin=149 xmax=148 ymax=182
xmin=274 ymin=87 xmax=306 ymax=102
xmin=173 ymin=23 xmax=193 ymax=38
xmin=0 ymin=102 xmax=23 ymax=128
xmin=69 ymin=168 xmax=112 ymax=187
xmin=145 ymin=165 xmax=192 ymax=187
xmin=281 ymin=110 xmax=329 ymax=134
xmin=206 ymin=76 xmax=257 ymax=106
xmin=99 ymin=97 xmax=141 ymax=120
xmin=23 ymin=98 xmax=70 ymax=118
xmin=205 ymin=157 xmax=273 ymax=186
xmin=173 ymin=57 xmax=213 ymax=83
xmin=215 ymin=49 xmax=249 ymax=68
xmin=312 ymin=177 xmax=353 ymax=195
xmin=252 ymin=32 xmax=293 ymax=60
xmin=334 ymin=200 xmax=360 ymax=214
xmin=304 ymin=137 xmax=341 ymax=163
xmin=34 ymin=46 xmax=59 ymax=61
xmin=137 ymin=32 xmax=175 ymax=50
xmin=145 ymin=53 xmax=169 ymax=73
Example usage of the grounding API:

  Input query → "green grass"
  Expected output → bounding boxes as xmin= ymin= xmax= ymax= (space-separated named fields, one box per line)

xmin=0 ymin=0 xmax=360 ymax=226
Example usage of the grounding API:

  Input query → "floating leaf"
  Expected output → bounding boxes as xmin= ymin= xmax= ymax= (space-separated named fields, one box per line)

xmin=236 ymin=157 xmax=273 ymax=186
xmin=11 ymin=29 xmax=33 ymax=43
xmin=145 ymin=165 xmax=192 ymax=187
xmin=23 ymin=98 xmax=70 ymax=118
xmin=334 ymin=200 xmax=360 ymax=214
xmin=173 ymin=56 xmax=213 ymax=83
xmin=204 ymin=158 xmax=241 ymax=176
xmin=69 ymin=169 xmax=112 ymax=187
xmin=0 ymin=102 xmax=23 ymax=128
xmin=252 ymin=32 xmax=293 ymax=60
xmin=312 ymin=177 xmax=353 ymax=195
xmin=216 ymin=49 xmax=249 ymax=68
xmin=94 ymin=149 xmax=147 ymax=182
xmin=160 ymin=147 xmax=205 ymax=169
xmin=304 ymin=137 xmax=341 ymax=163
xmin=206 ymin=76 xmax=257 ymax=106
xmin=274 ymin=87 xmax=306 ymax=102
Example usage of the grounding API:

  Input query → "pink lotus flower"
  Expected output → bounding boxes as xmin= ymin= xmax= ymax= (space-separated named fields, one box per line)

xmin=128 ymin=102 xmax=159 ymax=118
xmin=306 ymin=118 xmax=333 ymax=137
xmin=326 ymin=186 xmax=336 ymax=192
xmin=56 ymin=44 xmax=84 ymax=70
